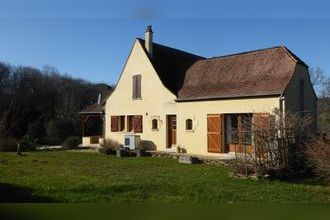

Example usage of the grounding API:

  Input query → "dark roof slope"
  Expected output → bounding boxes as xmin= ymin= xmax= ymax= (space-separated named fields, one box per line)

xmin=137 ymin=38 xmax=205 ymax=95
xmin=177 ymin=46 xmax=303 ymax=101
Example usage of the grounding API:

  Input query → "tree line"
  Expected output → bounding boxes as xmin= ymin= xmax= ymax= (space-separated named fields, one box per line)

xmin=0 ymin=62 xmax=112 ymax=146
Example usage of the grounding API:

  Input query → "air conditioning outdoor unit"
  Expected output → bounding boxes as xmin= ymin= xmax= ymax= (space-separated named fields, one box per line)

xmin=124 ymin=134 xmax=141 ymax=150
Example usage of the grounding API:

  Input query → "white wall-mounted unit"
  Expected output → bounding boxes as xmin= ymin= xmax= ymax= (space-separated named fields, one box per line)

xmin=124 ymin=134 xmax=141 ymax=150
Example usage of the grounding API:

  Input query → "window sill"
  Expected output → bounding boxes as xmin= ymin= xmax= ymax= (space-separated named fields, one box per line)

xmin=186 ymin=129 xmax=194 ymax=133
xmin=132 ymin=98 xmax=142 ymax=100
xmin=152 ymin=129 xmax=159 ymax=131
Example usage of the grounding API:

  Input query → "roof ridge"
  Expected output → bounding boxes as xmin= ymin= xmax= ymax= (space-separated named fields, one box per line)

xmin=206 ymin=45 xmax=283 ymax=60
xmin=280 ymin=45 xmax=308 ymax=67
xmin=136 ymin=38 xmax=205 ymax=59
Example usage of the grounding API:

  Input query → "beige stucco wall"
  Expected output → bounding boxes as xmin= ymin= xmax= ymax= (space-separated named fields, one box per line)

xmin=284 ymin=64 xmax=317 ymax=130
xmin=82 ymin=137 xmax=102 ymax=147
xmin=104 ymin=39 xmax=280 ymax=155
xmin=176 ymin=97 xmax=280 ymax=155
xmin=105 ymin=39 xmax=177 ymax=150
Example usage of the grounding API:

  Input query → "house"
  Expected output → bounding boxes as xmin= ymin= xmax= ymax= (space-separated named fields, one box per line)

xmin=89 ymin=26 xmax=317 ymax=155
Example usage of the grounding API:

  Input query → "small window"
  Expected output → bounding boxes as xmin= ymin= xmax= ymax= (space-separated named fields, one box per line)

xmin=186 ymin=119 xmax=193 ymax=131
xmin=152 ymin=119 xmax=158 ymax=130
xmin=132 ymin=74 xmax=141 ymax=99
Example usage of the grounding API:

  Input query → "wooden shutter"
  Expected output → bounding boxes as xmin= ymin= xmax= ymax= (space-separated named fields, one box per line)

xmin=207 ymin=114 xmax=223 ymax=153
xmin=136 ymin=75 xmax=141 ymax=98
xmin=111 ymin=116 xmax=118 ymax=132
xmin=132 ymin=75 xmax=137 ymax=99
xmin=127 ymin=116 xmax=134 ymax=132
xmin=133 ymin=115 xmax=143 ymax=133
xmin=253 ymin=113 xmax=270 ymax=130
xmin=119 ymin=116 xmax=125 ymax=131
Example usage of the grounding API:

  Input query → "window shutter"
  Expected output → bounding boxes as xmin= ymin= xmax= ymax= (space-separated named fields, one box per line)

xmin=136 ymin=75 xmax=141 ymax=98
xmin=111 ymin=116 xmax=118 ymax=132
xmin=128 ymin=116 xmax=134 ymax=132
xmin=119 ymin=116 xmax=125 ymax=131
xmin=253 ymin=113 xmax=270 ymax=130
xmin=133 ymin=115 xmax=143 ymax=133
xmin=132 ymin=75 xmax=137 ymax=99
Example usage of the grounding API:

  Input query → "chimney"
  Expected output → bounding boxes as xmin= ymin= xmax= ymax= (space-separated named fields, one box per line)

xmin=145 ymin=25 xmax=153 ymax=57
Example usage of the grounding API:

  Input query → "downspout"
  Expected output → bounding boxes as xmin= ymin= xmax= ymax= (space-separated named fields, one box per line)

xmin=279 ymin=93 xmax=285 ymax=137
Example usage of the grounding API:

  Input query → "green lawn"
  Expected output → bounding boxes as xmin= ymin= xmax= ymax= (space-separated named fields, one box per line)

xmin=0 ymin=151 xmax=329 ymax=203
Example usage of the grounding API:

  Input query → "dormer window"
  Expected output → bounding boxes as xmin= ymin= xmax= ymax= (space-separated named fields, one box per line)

xmin=132 ymin=74 xmax=141 ymax=99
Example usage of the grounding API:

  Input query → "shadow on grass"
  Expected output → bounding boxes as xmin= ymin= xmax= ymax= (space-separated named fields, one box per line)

xmin=0 ymin=183 xmax=56 ymax=203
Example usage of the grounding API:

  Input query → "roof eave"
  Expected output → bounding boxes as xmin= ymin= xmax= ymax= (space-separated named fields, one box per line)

xmin=176 ymin=94 xmax=282 ymax=102
xmin=79 ymin=111 xmax=105 ymax=115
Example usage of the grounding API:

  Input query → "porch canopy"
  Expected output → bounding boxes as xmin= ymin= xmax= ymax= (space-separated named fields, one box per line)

xmin=79 ymin=103 xmax=105 ymax=138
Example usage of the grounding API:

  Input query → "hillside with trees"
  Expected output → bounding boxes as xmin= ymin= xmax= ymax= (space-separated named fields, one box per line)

xmin=0 ymin=62 xmax=112 ymax=147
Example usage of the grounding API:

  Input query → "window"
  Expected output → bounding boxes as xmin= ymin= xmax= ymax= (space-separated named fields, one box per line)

xmin=152 ymin=119 xmax=158 ymax=130
xmin=225 ymin=114 xmax=252 ymax=145
xmin=185 ymin=119 xmax=193 ymax=131
xmin=132 ymin=74 xmax=141 ymax=99
xmin=242 ymin=114 xmax=252 ymax=144
xmin=127 ymin=115 xmax=143 ymax=133
xmin=111 ymin=116 xmax=125 ymax=132
xmin=230 ymin=115 xmax=239 ymax=144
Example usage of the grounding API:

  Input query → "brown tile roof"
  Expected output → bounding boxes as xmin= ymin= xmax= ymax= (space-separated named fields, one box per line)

xmin=138 ymin=39 xmax=306 ymax=101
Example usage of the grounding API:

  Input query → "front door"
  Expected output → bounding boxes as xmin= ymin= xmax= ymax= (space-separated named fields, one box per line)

xmin=167 ymin=115 xmax=176 ymax=148
xmin=207 ymin=114 xmax=223 ymax=153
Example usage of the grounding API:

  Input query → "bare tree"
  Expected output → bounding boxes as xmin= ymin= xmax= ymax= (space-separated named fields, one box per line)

xmin=234 ymin=109 xmax=313 ymax=179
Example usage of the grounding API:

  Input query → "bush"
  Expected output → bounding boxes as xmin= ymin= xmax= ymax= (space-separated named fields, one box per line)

xmin=19 ymin=135 xmax=38 ymax=151
xmin=306 ymin=137 xmax=330 ymax=183
xmin=0 ymin=137 xmax=18 ymax=152
xmin=99 ymin=139 xmax=120 ymax=154
xmin=62 ymin=136 xmax=81 ymax=149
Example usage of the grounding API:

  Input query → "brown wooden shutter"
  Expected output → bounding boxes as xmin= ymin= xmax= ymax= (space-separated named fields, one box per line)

xmin=136 ymin=75 xmax=141 ymax=98
xmin=132 ymin=75 xmax=137 ymax=99
xmin=133 ymin=115 xmax=143 ymax=133
xmin=253 ymin=113 xmax=270 ymax=130
xmin=127 ymin=116 xmax=134 ymax=132
xmin=111 ymin=116 xmax=118 ymax=132
xmin=119 ymin=116 xmax=125 ymax=131
xmin=207 ymin=114 xmax=223 ymax=153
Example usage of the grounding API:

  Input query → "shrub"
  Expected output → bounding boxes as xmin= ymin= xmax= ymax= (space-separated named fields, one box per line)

xmin=62 ymin=136 xmax=81 ymax=149
xmin=19 ymin=135 xmax=38 ymax=151
xmin=99 ymin=139 xmax=120 ymax=154
xmin=306 ymin=136 xmax=330 ymax=183
xmin=176 ymin=146 xmax=187 ymax=153
xmin=0 ymin=137 xmax=18 ymax=152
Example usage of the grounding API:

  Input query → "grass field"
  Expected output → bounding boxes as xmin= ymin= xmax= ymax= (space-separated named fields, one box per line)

xmin=0 ymin=151 xmax=329 ymax=203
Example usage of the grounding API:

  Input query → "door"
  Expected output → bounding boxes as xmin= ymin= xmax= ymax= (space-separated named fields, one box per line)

xmin=167 ymin=115 xmax=177 ymax=148
xmin=207 ymin=114 xmax=223 ymax=153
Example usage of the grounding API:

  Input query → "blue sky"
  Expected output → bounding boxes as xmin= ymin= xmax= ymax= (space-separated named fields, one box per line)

xmin=0 ymin=0 xmax=330 ymax=85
